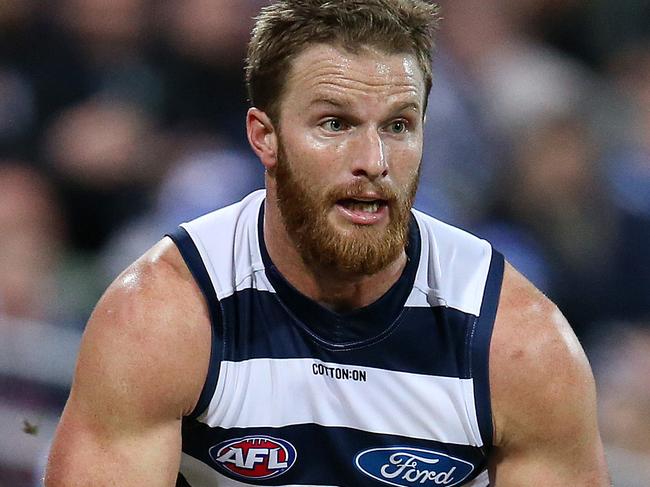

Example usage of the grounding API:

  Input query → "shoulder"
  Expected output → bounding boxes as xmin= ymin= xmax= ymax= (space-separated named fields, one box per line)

xmin=413 ymin=209 xmax=487 ymax=245
xmin=412 ymin=210 xmax=492 ymax=268
xmin=44 ymin=239 xmax=209 ymax=484
xmin=100 ymin=236 xmax=201 ymax=314
xmin=411 ymin=210 xmax=493 ymax=313
xmin=76 ymin=237 xmax=211 ymax=419
xmin=489 ymin=262 xmax=596 ymax=447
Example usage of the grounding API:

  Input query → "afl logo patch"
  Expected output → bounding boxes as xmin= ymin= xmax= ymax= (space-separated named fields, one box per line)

xmin=355 ymin=447 xmax=474 ymax=486
xmin=209 ymin=435 xmax=297 ymax=480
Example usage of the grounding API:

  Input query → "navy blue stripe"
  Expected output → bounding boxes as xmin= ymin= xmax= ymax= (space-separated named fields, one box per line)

xmin=181 ymin=421 xmax=487 ymax=486
xmin=218 ymin=287 xmax=472 ymax=378
xmin=258 ymin=205 xmax=423 ymax=345
xmin=167 ymin=228 xmax=223 ymax=419
xmin=470 ymin=249 xmax=504 ymax=452
xmin=175 ymin=473 xmax=192 ymax=486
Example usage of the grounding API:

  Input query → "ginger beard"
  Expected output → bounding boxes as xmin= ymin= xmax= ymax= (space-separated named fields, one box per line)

xmin=274 ymin=138 xmax=419 ymax=276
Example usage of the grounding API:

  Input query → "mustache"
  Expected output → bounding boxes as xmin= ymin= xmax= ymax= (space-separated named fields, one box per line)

xmin=325 ymin=180 xmax=400 ymax=202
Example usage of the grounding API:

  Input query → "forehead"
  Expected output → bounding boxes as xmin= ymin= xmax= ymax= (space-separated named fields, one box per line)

xmin=282 ymin=43 xmax=425 ymax=109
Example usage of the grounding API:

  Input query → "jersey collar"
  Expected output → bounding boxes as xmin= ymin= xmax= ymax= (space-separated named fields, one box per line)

xmin=258 ymin=203 xmax=421 ymax=346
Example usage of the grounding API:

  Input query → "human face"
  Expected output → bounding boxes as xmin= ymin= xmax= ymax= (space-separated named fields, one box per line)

xmin=272 ymin=44 xmax=425 ymax=275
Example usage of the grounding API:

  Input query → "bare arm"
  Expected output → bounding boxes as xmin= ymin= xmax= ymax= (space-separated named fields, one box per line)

xmin=45 ymin=239 xmax=211 ymax=486
xmin=488 ymin=263 xmax=610 ymax=486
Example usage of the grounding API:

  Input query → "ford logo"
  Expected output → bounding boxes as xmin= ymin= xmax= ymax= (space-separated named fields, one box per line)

xmin=355 ymin=447 xmax=474 ymax=486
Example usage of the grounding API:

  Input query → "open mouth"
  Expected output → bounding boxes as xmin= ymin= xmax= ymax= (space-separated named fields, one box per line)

xmin=337 ymin=198 xmax=388 ymax=214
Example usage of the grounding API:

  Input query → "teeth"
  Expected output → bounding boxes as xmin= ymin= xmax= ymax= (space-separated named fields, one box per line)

xmin=348 ymin=201 xmax=380 ymax=213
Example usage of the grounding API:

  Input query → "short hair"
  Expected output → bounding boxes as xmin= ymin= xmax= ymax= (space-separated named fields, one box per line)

xmin=245 ymin=0 xmax=441 ymax=123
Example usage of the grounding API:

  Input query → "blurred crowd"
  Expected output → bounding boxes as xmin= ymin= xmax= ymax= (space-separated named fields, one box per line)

xmin=0 ymin=0 xmax=649 ymax=485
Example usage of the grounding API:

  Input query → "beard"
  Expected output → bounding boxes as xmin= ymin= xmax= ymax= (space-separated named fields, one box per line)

xmin=274 ymin=139 xmax=419 ymax=276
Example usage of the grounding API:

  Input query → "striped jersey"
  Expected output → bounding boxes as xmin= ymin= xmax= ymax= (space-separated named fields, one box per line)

xmin=169 ymin=190 xmax=504 ymax=487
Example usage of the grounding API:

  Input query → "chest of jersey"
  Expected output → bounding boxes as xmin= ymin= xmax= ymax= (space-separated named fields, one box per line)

xmin=178 ymin=288 xmax=489 ymax=487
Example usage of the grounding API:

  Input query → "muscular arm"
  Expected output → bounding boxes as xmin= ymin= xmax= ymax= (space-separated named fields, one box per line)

xmin=45 ymin=239 xmax=211 ymax=486
xmin=488 ymin=263 xmax=610 ymax=486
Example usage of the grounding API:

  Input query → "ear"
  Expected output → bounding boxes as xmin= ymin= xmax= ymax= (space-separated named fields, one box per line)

xmin=247 ymin=107 xmax=278 ymax=172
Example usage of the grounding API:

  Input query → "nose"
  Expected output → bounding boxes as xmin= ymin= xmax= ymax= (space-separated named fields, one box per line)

xmin=351 ymin=128 xmax=388 ymax=180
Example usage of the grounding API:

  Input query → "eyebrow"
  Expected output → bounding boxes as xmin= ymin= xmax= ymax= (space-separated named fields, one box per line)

xmin=391 ymin=102 xmax=421 ymax=115
xmin=308 ymin=97 xmax=351 ymax=109
xmin=308 ymin=97 xmax=421 ymax=115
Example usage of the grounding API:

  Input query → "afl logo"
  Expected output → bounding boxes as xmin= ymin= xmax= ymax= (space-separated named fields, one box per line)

xmin=209 ymin=435 xmax=297 ymax=480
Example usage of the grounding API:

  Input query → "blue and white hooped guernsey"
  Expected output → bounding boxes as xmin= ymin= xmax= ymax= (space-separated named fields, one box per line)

xmin=168 ymin=190 xmax=504 ymax=487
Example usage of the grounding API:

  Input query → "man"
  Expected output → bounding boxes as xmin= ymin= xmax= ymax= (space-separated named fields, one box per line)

xmin=45 ymin=1 xmax=610 ymax=486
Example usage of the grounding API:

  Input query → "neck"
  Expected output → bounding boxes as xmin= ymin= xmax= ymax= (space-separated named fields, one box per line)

xmin=263 ymin=198 xmax=408 ymax=312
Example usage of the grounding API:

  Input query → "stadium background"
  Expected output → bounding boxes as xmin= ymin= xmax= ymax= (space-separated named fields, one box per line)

xmin=0 ymin=0 xmax=649 ymax=485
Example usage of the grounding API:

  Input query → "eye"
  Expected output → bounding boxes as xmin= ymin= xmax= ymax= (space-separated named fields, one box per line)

xmin=388 ymin=120 xmax=408 ymax=134
xmin=321 ymin=118 xmax=346 ymax=132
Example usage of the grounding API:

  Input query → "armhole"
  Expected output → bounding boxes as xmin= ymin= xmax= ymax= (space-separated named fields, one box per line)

xmin=167 ymin=227 xmax=223 ymax=420
xmin=470 ymin=248 xmax=504 ymax=452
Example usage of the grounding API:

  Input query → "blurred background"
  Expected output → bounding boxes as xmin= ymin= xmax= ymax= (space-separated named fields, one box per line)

xmin=0 ymin=0 xmax=649 ymax=485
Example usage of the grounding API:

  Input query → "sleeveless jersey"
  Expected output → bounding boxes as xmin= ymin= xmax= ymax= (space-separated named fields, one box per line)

xmin=169 ymin=190 xmax=504 ymax=487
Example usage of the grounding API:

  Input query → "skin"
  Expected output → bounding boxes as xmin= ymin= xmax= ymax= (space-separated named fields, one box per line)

xmin=45 ymin=44 xmax=610 ymax=486
xmin=488 ymin=264 xmax=609 ymax=485
xmin=45 ymin=241 xmax=208 ymax=486
xmin=250 ymin=44 xmax=424 ymax=310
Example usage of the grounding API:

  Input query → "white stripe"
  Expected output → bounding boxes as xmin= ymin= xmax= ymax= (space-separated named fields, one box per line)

xmin=464 ymin=469 xmax=490 ymax=486
xmin=180 ymin=453 xmax=339 ymax=487
xmin=412 ymin=210 xmax=492 ymax=316
xmin=202 ymin=358 xmax=482 ymax=447
xmin=404 ymin=286 xmax=448 ymax=308
xmin=182 ymin=192 xmax=493 ymax=318
xmin=182 ymin=190 xmax=272 ymax=300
